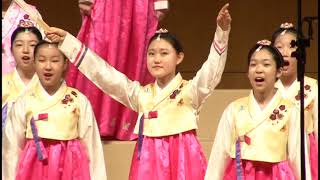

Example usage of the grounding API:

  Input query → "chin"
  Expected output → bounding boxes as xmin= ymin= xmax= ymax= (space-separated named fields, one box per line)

xmin=252 ymin=85 xmax=266 ymax=91
xmin=281 ymin=72 xmax=293 ymax=78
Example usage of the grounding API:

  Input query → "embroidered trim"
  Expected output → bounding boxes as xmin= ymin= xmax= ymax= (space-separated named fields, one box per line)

xmin=76 ymin=47 xmax=88 ymax=67
xmin=61 ymin=94 xmax=74 ymax=105
xmin=269 ymin=105 xmax=287 ymax=125
xmin=294 ymin=84 xmax=311 ymax=101
xmin=169 ymin=89 xmax=181 ymax=99
xmin=213 ymin=40 xmax=226 ymax=55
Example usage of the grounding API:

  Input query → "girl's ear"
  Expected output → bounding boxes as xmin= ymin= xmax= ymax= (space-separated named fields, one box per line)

xmin=276 ymin=67 xmax=283 ymax=79
xmin=176 ymin=52 xmax=184 ymax=65
xmin=61 ymin=59 xmax=69 ymax=78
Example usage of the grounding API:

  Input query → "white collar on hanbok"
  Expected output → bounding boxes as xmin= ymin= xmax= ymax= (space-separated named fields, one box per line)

xmin=249 ymin=89 xmax=281 ymax=119
xmin=154 ymin=73 xmax=182 ymax=95
xmin=13 ymin=68 xmax=39 ymax=90
xmin=38 ymin=80 xmax=67 ymax=99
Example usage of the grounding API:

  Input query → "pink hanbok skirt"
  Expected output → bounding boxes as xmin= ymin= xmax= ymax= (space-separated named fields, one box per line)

xmin=15 ymin=139 xmax=90 ymax=180
xmin=223 ymin=159 xmax=296 ymax=180
xmin=129 ymin=130 xmax=207 ymax=180
xmin=308 ymin=132 xmax=318 ymax=180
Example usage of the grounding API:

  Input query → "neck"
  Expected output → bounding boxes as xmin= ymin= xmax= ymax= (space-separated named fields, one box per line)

xmin=16 ymin=68 xmax=35 ymax=85
xmin=43 ymin=81 xmax=63 ymax=96
xmin=280 ymin=75 xmax=297 ymax=88
xmin=253 ymin=88 xmax=277 ymax=109
xmin=156 ymin=74 xmax=176 ymax=89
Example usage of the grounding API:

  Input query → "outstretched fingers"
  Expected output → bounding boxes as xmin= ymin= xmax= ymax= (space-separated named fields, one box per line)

xmin=217 ymin=3 xmax=231 ymax=31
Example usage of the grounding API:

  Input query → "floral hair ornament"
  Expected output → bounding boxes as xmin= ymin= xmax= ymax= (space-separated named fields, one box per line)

xmin=255 ymin=39 xmax=271 ymax=52
xmin=155 ymin=28 xmax=169 ymax=41
xmin=18 ymin=15 xmax=35 ymax=33
xmin=280 ymin=22 xmax=294 ymax=35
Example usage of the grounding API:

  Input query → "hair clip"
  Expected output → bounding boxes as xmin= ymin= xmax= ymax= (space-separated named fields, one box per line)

xmin=18 ymin=19 xmax=34 ymax=29
xmin=255 ymin=39 xmax=271 ymax=52
xmin=155 ymin=28 xmax=168 ymax=40
xmin=280 ymin=22 xmax=294 ymax=35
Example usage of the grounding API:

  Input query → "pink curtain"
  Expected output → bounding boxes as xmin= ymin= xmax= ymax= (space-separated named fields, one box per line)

xmin=66 ymin=0 xmax=158 ymax=140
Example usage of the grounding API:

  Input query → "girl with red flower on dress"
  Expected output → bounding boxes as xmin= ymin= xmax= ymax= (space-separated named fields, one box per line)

xmin=2 ymin=41 xmax=107 ymax=180
xmin=205 ymin=40 xmax=311 ymax=180
xmin=45 ymin=3 xmax=231 ymax=180
xmin=271 ymin=22 xmax=318 ymax=180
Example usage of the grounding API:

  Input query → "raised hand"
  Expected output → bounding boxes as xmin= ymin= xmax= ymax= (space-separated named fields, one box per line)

xmin=45 ymin=27 xmax=68 ymax=43
xmin=79 ymin=1 xmax=93 ymax=16
xmin=155 ymin=10 xmax=167 ymax=21
xmin=217 ymin=3 xmax=231 ymax=31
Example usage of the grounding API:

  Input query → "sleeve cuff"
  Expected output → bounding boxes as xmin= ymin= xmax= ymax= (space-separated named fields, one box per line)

xmin=154 ymin=0 xmax=169 ymax=10
xmin=58 ymin=33 xmax=85 ymax=65
xmin=212 ymin=25 xmax=230 ymax=55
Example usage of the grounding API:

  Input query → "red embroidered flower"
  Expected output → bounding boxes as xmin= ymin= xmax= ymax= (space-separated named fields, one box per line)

xmin=279 ymin=105 xmax=285 ymax=111
xmin=270 ymin=105 xmax=286 ymax=122
xmin=61 ymin=99 xmax=68 ymax=104
xmin=270 ymin=114 xmax=276 ymax=120
xmin=304 ymin=85 xmax=310 ymax=90
xmin=65 ymin=94 xmax=71 ymax=100
xmin=295 ymin=93 xmax=307 ymax=100
xmin=61 ymin=94 xmax=74 ymax=105
xmin=23 ymin=14 xmax=29 ymax=19
xmin=277 ymin=113 xmax=284 ymax=120
xmin=170 ymin=89 xmax=181 ymax=99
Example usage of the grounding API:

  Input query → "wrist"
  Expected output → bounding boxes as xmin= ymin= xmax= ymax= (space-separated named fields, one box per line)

xmin=79 ymin=0 xmax=93 ymax=5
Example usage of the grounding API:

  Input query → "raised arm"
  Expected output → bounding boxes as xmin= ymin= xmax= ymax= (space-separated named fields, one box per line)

xmin=154 ymin=0 xmax=169 ymax=21
xmin=191 ymin=3 xmax=231 ymax=108
xmin=78 ymin=0 xmax=93 ymax=16
xmin=46 ymin=28 xmax=140 ymax=112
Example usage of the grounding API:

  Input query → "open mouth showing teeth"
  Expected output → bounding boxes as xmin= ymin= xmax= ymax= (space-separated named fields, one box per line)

xmin=255 ymin=77 xmax=264 ymax=82
xmin=283 ymin=60 xmax=289 ymax=66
